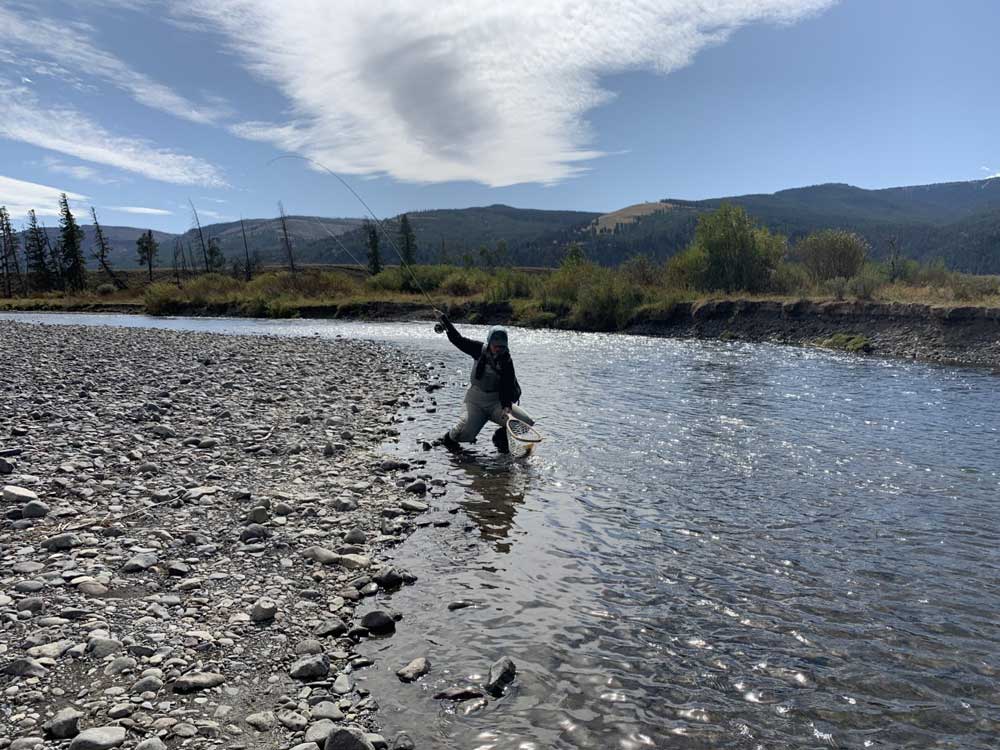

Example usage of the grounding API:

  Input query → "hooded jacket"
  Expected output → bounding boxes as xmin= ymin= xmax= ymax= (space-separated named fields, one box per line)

xmin=442 ymin=319 xmax=522 ymax=407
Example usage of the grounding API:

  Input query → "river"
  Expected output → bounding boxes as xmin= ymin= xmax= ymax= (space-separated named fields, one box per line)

xmin=4 ymin=312 xmax=999 ymax=749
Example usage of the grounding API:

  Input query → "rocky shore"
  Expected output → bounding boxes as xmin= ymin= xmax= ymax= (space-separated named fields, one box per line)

xmin=0 ymin=320 xmax=474 ymax=750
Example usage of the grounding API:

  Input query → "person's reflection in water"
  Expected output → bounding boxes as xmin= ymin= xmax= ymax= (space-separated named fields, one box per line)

xmin=449 ymin=453 xmax=530 ymax=553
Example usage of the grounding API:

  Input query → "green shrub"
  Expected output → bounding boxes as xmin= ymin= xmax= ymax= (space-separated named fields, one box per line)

xmin=619 ymin=254 xmax=664 ymax=288
xmin=948 ymin=272 xmax=1000 ymax=301
xmin=690 ymin=204 xmax=785 ymax=293
xmin=485 ymin=270 xmax=538 ymax=302
xmin=439 ymin=269 xmax=489 ymax=297
xmin=366 ymin=264 xmax=454 ymax=294
xmin=246 ymin=270 xmax=358 ymax=299
xmin=822 ymin=276 xmax=849 ymax=301
xmin=185 ymin=273 xmax=241 ymax=303
xmin=95 ymin=283 xmax=117 ymax=296
xmin=848 ymin=263 xmax=888 ymax=300
xmin=570 ymin=267 xmax=644 ymax=331
xmin=144 ymin=282 xmax=185 ymax=315
xmin=794 ymin=229 xmax=869 ymax=281
xmin=663 ymin=246 xmax=708 ymax=291
xmin=819 ymin=333 xmax=873 ymax=353
xmin=771 ymin=262 xmax=813 ymax=296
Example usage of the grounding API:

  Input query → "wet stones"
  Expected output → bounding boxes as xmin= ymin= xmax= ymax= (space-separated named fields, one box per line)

xmin=3 ymin=657 xmax=49 ymax=677
xmin=403 ymin=480 xmax=426 ymax=495
xmin=246 ymin=711 xmax=276 ymax=731
xmin=396 ymin=657 xmax=430 ymax=683
xmin=485 ymin=656 xmax=517 ymax=695
xmin=22 ymin=499 xmax=50 ymax=519
xmin=360 ymin=610 xmax=396 ymax=635
xmin=2 ymin=484 xmax=37 ymax=503
xmin=434 ymin=685 xmax=486 ymax=701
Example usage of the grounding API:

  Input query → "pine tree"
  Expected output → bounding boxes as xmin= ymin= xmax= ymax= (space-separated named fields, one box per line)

xmin=365 ymin=220 xmax=382 ymax=276
xmin=24 ymin=210 xmax=53 ymax=292
xmin=90 ymin=207 xmax=126 ymax=289
xmin=58 ymin=194 xmax=86 ymax=292
xmin=206 ymin=237 xmax=226 ymax=272
xmin=0 ymin=206 xmax=24 ymax=297
xmin=398 ymin=214 xmax=417 ymax=266
xmin=136 ymin=229 xmax=159 ymax=282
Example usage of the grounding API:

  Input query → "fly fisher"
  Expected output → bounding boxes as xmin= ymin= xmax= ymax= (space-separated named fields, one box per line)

xmin=438 ymin=314 xmax=535 ymax=454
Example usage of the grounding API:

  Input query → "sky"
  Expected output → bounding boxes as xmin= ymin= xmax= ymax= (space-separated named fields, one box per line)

xmin=0 ymin=0 xmax=997 ymax=232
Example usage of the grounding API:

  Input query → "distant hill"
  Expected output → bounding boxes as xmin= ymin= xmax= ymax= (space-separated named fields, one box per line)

xmin=578 ymin=178 xmax=1000 ymax=272
xmin=19 ymin=178 xmax=1000 ymax=274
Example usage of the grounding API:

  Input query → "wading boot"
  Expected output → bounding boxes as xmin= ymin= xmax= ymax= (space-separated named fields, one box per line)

xmin=441 ymin=431 xmax=461 ymax=452
xmin=491 ymin=426 xmax=510 ymax=454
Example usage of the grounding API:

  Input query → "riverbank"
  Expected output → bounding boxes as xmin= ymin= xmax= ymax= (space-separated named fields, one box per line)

xmin=4 ymin=293 xmax=999 ymax=368
xmin=0 ymin=320 xmax=456 ymax=750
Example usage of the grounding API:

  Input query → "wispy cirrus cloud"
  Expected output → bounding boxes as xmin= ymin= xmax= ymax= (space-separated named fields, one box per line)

xmin=0 ymin=174 xmax=88 ymax=218
xmin=0 ymin=3 xmax=226 ymax=124
xmin=980 ymin=166 xmax=999 ymax=179
xmin=177 ymin=0 xmax=835 ymax=187
xmin=0 ymin=84 xmax=227 ymax=187
xmin=41 ymin=156 xmax=119 ymax=185
xmin=106 ymin=205 xmax=173 ymax=215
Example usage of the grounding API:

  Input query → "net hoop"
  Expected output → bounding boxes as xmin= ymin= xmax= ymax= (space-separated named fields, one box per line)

xmin=506 ymin=416 xmax=543 ymax=445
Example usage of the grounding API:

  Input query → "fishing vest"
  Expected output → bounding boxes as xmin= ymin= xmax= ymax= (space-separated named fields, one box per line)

xmin=470 ymin=353 xmax=501 ymax=393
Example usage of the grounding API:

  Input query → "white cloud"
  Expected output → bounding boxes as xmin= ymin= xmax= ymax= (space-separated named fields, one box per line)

xmin=980 ymin=166 xmax=999 ymax=179
xmin=107 ymin=206 xmax=174 ymax=215
xmin=41 ymin=156 xmax=119 ymax=185
xmin=0 ymin=84 xmax=227 ymax=187
xmin=178 ymin=0 xmax=835 ymax=186
xmin=0 ymin=175 xmax=88 ymax=219
xmin=0 ymin=4 xmax=226 ymax=124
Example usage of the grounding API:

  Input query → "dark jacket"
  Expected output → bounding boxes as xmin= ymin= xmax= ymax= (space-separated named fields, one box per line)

xmin=442 ymin=319 xmax=522 ymax=408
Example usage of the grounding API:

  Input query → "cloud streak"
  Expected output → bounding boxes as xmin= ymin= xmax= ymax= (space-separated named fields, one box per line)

xmin=0 ymin=84 xmax=227 ymax=187
xmin=107 ymin=206 xmax=174 ymax=215
xmin=178 ymin=0 xmax=835 ymax=186
xmin=0 ymin=174 xmax=88 ymax=218
xmin=0 ymin=3 xmax=225 ymax=124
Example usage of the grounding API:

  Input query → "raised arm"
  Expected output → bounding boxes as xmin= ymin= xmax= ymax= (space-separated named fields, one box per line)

xmin=440 ymin=315 xmax=483 ymax=359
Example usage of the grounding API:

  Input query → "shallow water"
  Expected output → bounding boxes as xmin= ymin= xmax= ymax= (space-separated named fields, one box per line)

xmin=5 ymin=312 xmax=1000 ymax=748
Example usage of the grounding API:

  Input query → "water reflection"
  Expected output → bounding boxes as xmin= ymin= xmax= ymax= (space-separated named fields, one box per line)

xmin=446 ymin=453 xmax=531 ymax=553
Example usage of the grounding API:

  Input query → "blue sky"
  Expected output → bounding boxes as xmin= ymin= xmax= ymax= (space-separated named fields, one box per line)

xmin=0 ymin=0 xmax=997 ymax=232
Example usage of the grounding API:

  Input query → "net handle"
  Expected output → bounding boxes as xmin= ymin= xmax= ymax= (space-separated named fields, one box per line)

xmin=506 ymin=416 xmax=543 ymax=444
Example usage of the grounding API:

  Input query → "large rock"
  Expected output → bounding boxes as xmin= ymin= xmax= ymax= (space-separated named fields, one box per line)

xmin=173 ymin=671 xmax=226 ymax=693
xmin=485 ymin=656 xmax=517 ymax=695
xmin=22 ymin=499 xmax=50 ymax=518
xmin=290 ymin=653 xmax=329 ymax=680
xmin=3 ymin=485 xmax=37 ymax=503
xmin=251 ymin=597 xmax=277 ymax=622
xmin=122 ymin=553 xmax=158 ymax=573
xmin=44 ymin=706 xmax=84 ymax=739
xmin=40 ymin=533 xmax=79 ymax=551
xmin=360 ymin=610 xmax=396 ymax=635
xmin=3 ymin=657 xmax=48 ymax=677
xmin=135 ymin=739 xmax=167 ymax=750
xmin=68 ymin=726 xmax=127 ymax=750
xmin=396 ymin=657 xmax=430 ymax=683
xmin=325 ymin=726 xmax=376 ymax=750
xmin=87 ymin=637 xmax=123 ymax=658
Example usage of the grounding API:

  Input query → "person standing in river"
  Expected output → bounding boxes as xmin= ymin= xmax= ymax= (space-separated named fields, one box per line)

xmin=438 ymin=314 xmax=534 ymax=453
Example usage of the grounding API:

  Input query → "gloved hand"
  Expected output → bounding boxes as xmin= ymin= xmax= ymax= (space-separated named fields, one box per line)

xmin=438 ymin=313 xmax=451 ymax=328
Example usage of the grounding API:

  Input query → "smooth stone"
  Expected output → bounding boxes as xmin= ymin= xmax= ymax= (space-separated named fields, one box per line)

xmin=3 ymin=657 xmax=48 ymax=677
xmin=68 ymin=726 xmax=127 ymax=750
xmin=44 ymin=706 xmax=84 ymax=739
xmin=372 ymin=567 xmax=403 ymax=589
xmin=246 ymin=711 xmax=276 ymax=731
xmin=173 ymin=671 xmax=226 ymax=693
xmin=22 ymin=499 xmax=50 ymax=518
xmin=403 ymin=480 xmax=426 ymax=496
xmin=434 ymin=686 xmax=486 ymax=701
xmin=135 ymin=739 xmax=167 ymax=750
xmin=306 ymin=719 xmax=336 ymax=743
xmin=3 ymin=484 xmax=37 ymax=503
xmin=41 ymin=533 xmax=79 ymax=550
xmin=277 ymin=709 xmax=308 ymax=731
xmin=290 ymin=653 xmax=329 ymax=680
xmin=11 ymin=738 xmax=45 ymax=750
xmin=122 ymin=553 xmax=158 ymax=573
xmin=87 ymin=638 xmax=123 ymax=658
xmin=294 ymin=638 xmax=324 ymax=655
xmin=344 ymin=527 xmax=366 ymax=544
xmin=332 ymin=673 xmax=353 ymax=695
xmin=392 ymin=733 xmax=416 ymax=750
xmin=325 ymin=726 xmax=376 ymax=750
xmin=251 ymin=597 xmax=278 ymax=622
xmin=311 ymin=701 xmax=344 ymax=721
xmin=396 ymin=657 xmax=430 ymax=683
xmin=360 ymin=610 xmax=395 ymax=635
xmin=314 ymin=619 xmax=347 ymax=637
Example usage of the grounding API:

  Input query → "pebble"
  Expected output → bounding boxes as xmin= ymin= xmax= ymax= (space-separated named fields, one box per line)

xmin=486 ymin=656 xmax=517 ymax=695
xmin=68 ymin=726 xmax=127 ymax=750
xmin=324 ymin=726 xmax=376 ymax=750
xmin=43 ymin=706 xmax=83 ymax=739
xmin=290 ymin=653 xmax=330 ymax=680
xmin=360 ymin=610 xmax=396 ymax=635
xmin=396 ymin=657 xmax=431 ymax=683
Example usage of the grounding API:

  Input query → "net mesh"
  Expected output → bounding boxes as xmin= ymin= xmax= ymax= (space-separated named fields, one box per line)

xmin=506 ymin=418 xmax=542 ymax=458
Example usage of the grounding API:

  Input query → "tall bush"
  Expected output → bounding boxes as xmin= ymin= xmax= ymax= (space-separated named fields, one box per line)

xmin=795 ymin=229 xmax=868 ymax=281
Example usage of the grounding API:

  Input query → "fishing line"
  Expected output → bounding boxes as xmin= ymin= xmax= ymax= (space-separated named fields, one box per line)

xmin=285 ymin=216 xmax=367 ymax=269
xmin=267 ymin=154 xmax=441 ymax=314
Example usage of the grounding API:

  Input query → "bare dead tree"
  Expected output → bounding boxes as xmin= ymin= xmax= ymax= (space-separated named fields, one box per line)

xmin=173 ymin=239 xmax=184 ymax=286
xmin=239 ymin=217 xmax=253 ymax=281
xmin=189 ymin=199 xmax=209 ymax=272
xmin=90 ymin=207 xmax=127 ymax=289
xmin=277 ymin=201 xmax=297 ymax=273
